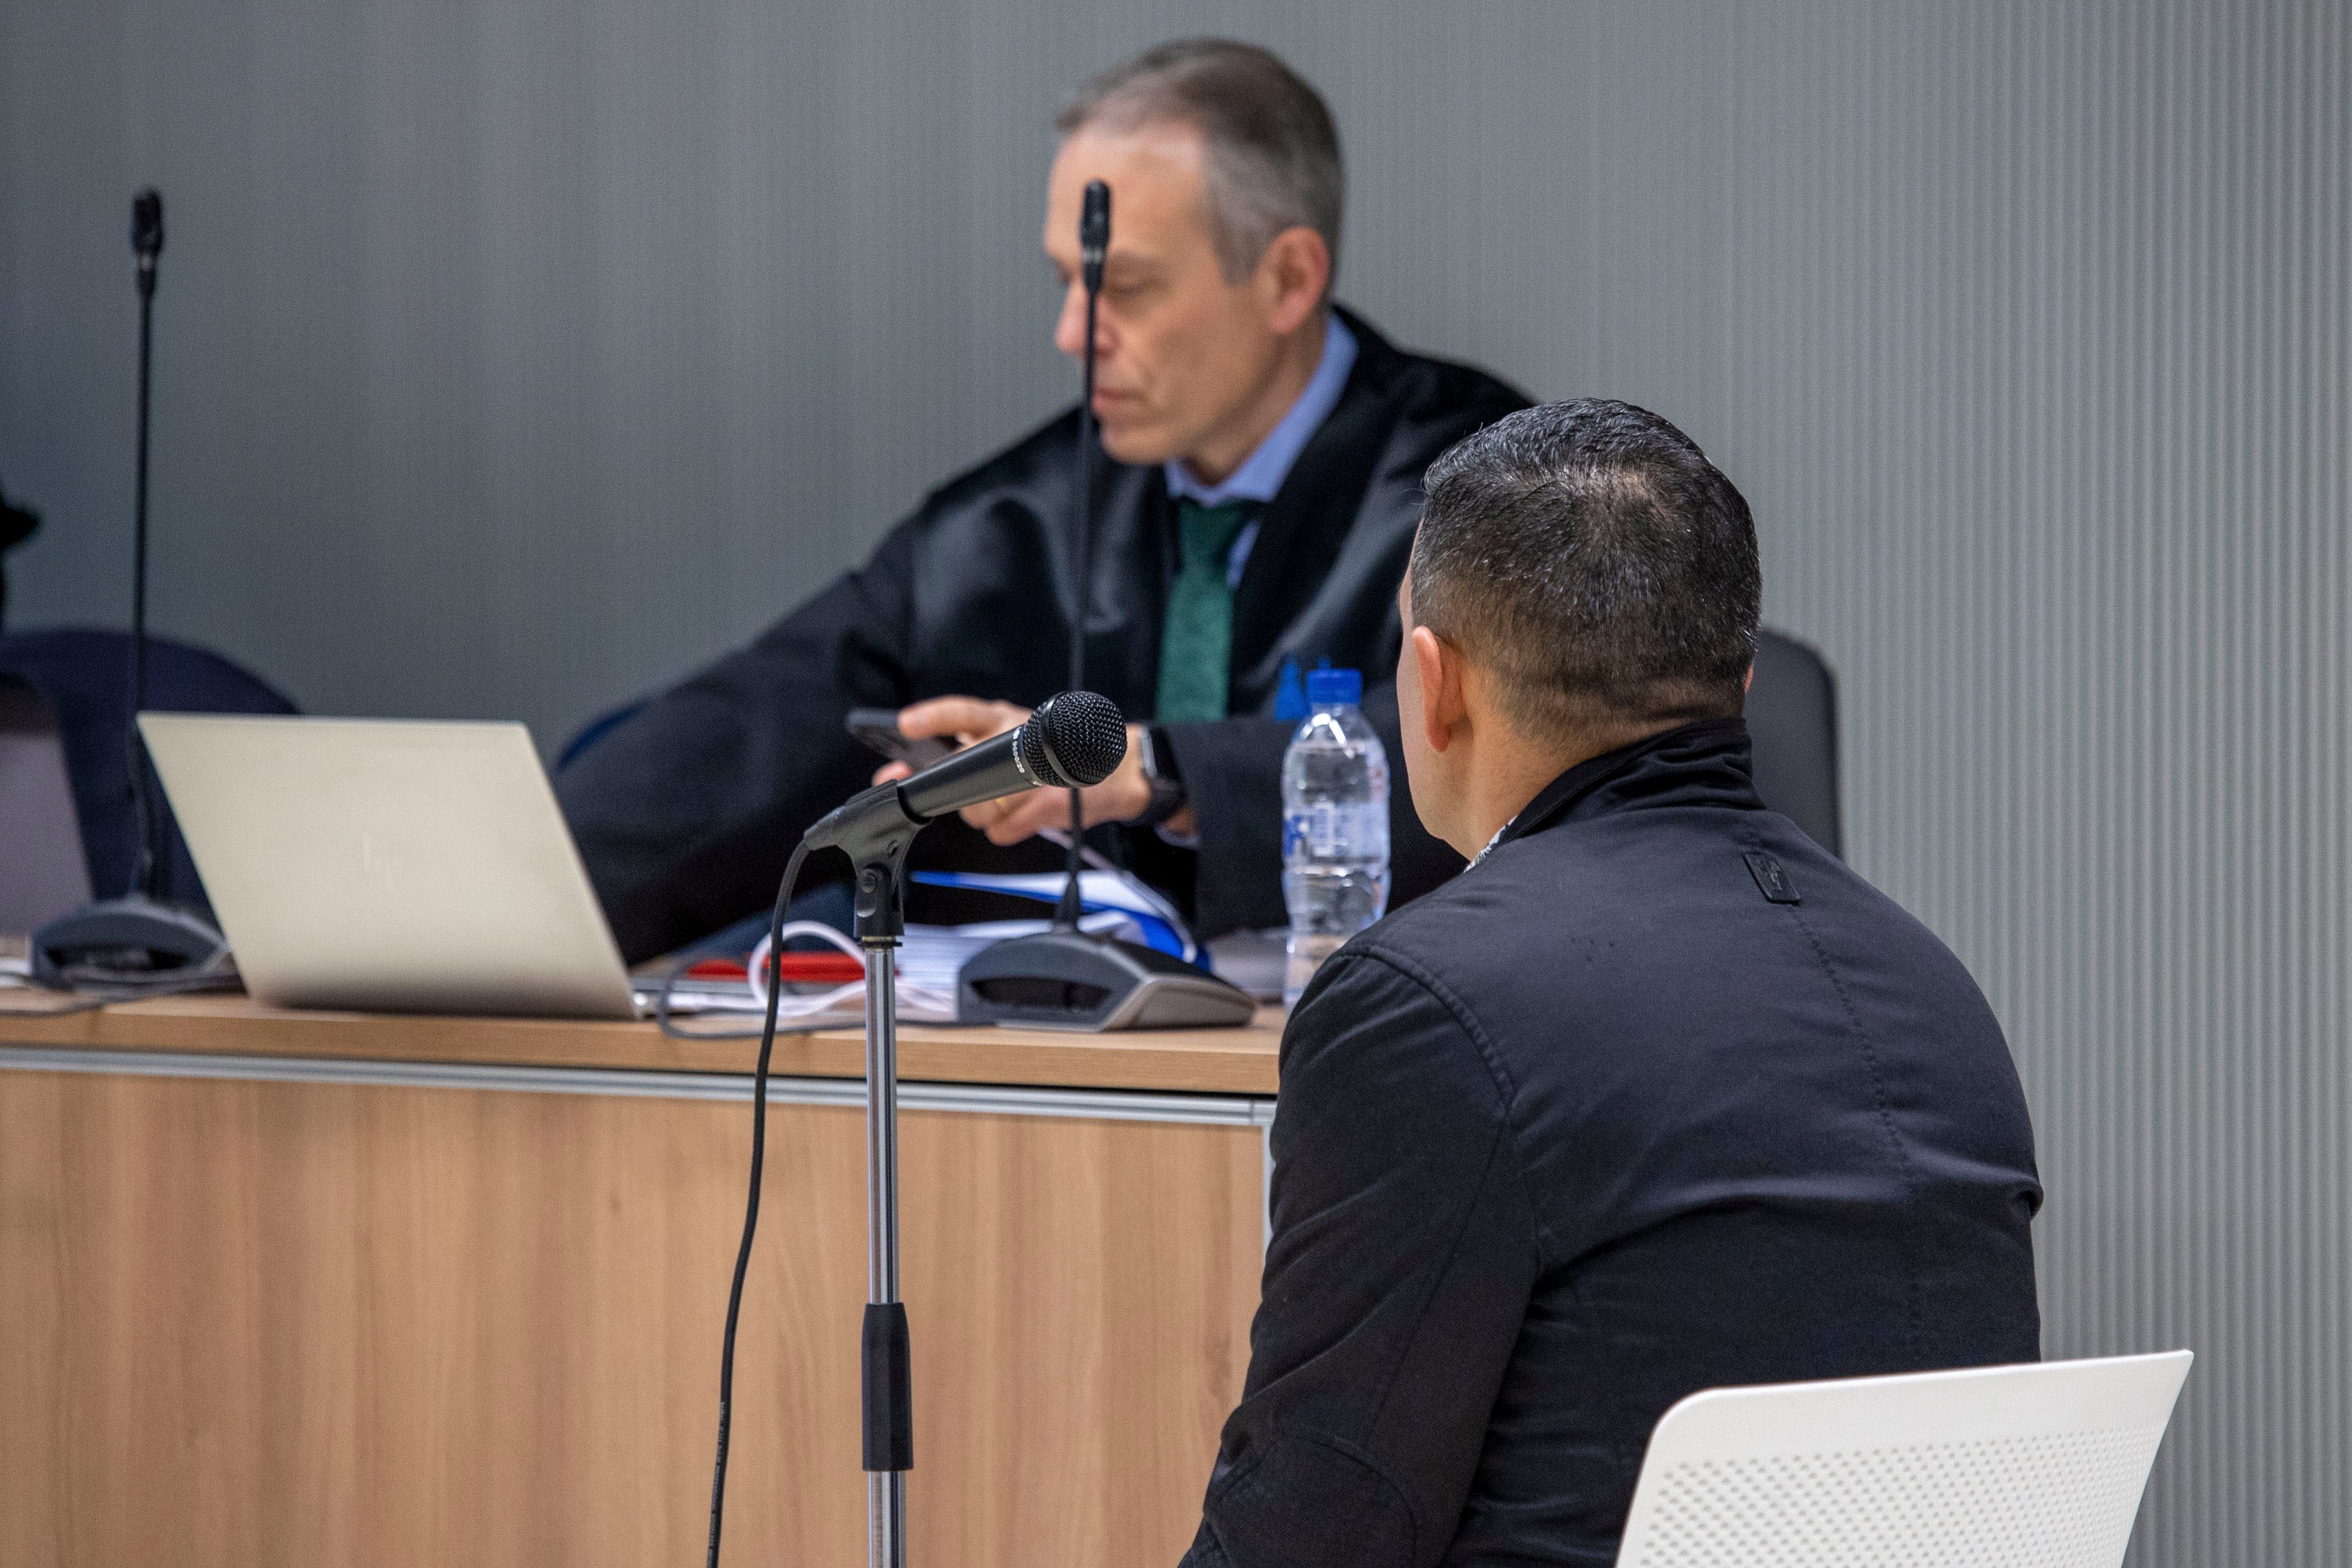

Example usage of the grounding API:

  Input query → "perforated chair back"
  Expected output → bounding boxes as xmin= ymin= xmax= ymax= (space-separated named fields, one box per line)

xmin=1616 ymin=1352 xmax=2192 ymax=1568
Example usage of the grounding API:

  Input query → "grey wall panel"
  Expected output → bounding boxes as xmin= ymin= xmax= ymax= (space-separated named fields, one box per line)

xmin=3 ymin=3 xmax=2346 ymax=1563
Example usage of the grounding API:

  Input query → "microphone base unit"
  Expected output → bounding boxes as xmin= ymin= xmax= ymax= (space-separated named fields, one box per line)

xmin=30 ymin=894 xmax=231 ymax=990
xmin=957 ymin=929 xmax=1258 ymax=1032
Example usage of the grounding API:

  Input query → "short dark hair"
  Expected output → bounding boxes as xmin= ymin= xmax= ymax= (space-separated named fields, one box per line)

xmin=1056 ymin=40 xmax=1343 ymax=291
xmin=1411 ymin=400 xmax=1761 ymax=740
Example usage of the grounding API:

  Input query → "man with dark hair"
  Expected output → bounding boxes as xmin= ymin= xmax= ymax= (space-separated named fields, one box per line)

xmin=556 ymin=39 xmax=1526 ymax=959
xmin=1184 ymin=400 xmax=2041 ymax=1567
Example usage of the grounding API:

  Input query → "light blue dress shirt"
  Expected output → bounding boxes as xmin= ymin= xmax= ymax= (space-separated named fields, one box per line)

xmin=1163 ymin=313 xmax=1360 ymax=588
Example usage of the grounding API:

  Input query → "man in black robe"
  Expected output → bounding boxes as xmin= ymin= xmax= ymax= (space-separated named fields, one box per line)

xmin=558 ymin=40 xmax=1528 ymax=960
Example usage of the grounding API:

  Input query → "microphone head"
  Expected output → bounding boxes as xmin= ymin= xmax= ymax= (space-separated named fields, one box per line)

xmin=131 ymin=190 xmax=164 ymax=260
xmin=1079 ymin=181 xmax=1110 ymax=287
xmin=1080 ymin=181 xmax=1111 ymax=250
xmin=1020 ymin=690 xmax=1126 ymax=788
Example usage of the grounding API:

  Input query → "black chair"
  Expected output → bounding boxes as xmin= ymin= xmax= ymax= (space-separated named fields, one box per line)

xmin=0 ymin=629 xmax=297 ymax=917
xmin=1748 ymin=627 xmax=1843 ymax=857
xmin=0 ymin=674 xmax=92 ymax=933
xmin=0 ymin=481 xmax=37 ymax=630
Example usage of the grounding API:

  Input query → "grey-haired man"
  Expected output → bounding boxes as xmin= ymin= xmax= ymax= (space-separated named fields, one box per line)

xmin=558 ymin=39 xmax=1528 ymax=959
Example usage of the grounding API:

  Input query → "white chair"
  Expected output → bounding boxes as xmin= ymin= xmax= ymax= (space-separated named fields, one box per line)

xmin=1616 ymin=1352 xmax=2193 ymax=1568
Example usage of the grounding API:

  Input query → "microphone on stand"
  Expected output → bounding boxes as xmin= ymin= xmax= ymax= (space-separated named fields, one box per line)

xmin=30 ymin=189 xmax=233 ymax=992
xmin=709 ymin=690 xmax=1130 ymax=1568
xmin=806 ymin=690 xmax=1127 ymax=852
xmin=955 ymin=179 xmax=1255 ymax=1032
xmin=702 ymin=190 xmax=1247 ymax=1568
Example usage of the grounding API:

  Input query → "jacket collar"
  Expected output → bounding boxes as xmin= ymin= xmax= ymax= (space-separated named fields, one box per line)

xmin=1490 ymin=716 xmax=1761 ymax=854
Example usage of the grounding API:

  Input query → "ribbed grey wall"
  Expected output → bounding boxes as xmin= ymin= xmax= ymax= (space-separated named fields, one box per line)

xmin=3 ymin=3 xmax=2345 ymax=1563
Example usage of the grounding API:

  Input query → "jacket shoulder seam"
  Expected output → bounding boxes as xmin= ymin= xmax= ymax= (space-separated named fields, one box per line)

xmin=1745 ymin=826 xmax=1930 ymax=1360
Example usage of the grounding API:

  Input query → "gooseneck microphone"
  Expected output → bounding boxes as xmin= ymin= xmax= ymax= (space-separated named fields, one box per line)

xmin=129 ymin=189 xmax=165 ymax=892
xmin=29 ymin=188 xmax=232 ymax=994
xmin=805 ymin=690 xmax=1126 ymax=851
xmin=953 ymin=181 xmax=1254 ymax=1034
xmin=1054 ymin=179 xmax=1113 ymax=928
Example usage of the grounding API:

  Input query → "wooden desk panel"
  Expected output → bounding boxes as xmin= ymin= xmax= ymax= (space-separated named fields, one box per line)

xmin=0 ymin=1054 xmax=1267 ymax=1567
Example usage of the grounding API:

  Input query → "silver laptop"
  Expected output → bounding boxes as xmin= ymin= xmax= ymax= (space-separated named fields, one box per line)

xmin=140 ymin=714 xmax=638 ymax=1019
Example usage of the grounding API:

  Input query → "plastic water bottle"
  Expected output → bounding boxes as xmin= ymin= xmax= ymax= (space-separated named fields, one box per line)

xmin=1282 ymin=665 xmax=1390 ymax=1006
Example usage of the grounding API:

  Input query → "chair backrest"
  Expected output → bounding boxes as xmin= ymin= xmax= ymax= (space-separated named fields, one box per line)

xmin=0 ymin=673 xmax=92 ymax=933
xmin=1616 ymin=1352 xmax=2193 ymax=1568
xmin=1747 ymin=627 xmax=1842 ymax=857
xmin=0 ymin=628 xmax=297 ymax=914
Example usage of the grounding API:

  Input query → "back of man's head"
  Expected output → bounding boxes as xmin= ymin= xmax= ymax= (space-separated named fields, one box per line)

xmin=1411 ymin=400 xmax=1761 ymax=746
xmin=1057 ymin=39 xmax=1343 ymax=293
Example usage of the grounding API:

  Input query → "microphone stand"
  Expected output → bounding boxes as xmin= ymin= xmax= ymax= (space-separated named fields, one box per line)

xmin=29 ymin=189 xmax=230 ymax=990
xmin=852 ymin=832 xmax=915 ymax=1568
xmin=707 ymin=700 xmax=1126 ymax=1568
xmin=830 ymin=691 xmax=1126 ymax=1567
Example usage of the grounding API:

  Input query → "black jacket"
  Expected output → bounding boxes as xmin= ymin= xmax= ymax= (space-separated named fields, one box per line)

xmin=556 ymin=307 xmax=1528 ymax=960
xmin=1185 ymin=719 xmax=2042 ymax=1568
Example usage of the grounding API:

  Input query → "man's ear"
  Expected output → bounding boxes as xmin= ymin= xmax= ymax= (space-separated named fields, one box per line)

xmin=1259 ymin=227 xmax=1331 ymax=335
xmin=1411 ymin=626 xmax=1459 ymax=754
xmin=1745 ymin=663 xmax=1755 ymax=692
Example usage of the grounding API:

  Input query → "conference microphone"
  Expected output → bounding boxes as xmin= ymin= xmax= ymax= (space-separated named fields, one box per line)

xmin=1079 ymin=179 xmax=1109 ymax=291
xmin=803 ymin=690 xmax=1127 ymax=851
xmin=132 ymin=189 xmax=163 ymax=295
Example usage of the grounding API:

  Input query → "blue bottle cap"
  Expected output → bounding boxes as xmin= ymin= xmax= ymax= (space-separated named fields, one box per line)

xmin=1305 ymin=665 xmax=1362 ymax=707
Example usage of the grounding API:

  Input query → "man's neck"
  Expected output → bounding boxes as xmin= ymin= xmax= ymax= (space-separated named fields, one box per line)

xmin=1175 ymin=313 xmax=1330 ymax=487
xmin=1454 ymin=718 xmax=1680 ymax=858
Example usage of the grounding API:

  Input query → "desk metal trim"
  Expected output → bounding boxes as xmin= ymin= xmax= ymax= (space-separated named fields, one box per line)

xmin=0 ymin=1045 xmax=1278 ymax=1129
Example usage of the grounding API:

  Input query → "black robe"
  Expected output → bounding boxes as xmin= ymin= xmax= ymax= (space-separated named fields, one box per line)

xmin=557 ymin=307 xmax=1529 ymax=961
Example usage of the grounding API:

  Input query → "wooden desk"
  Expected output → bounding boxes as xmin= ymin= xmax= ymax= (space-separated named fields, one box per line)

xmin=0 ymin=996 xmax=1283 ymax=1567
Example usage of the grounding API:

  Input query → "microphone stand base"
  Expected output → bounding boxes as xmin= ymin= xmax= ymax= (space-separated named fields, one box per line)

xmin=957 ymin=929 xmax=1257 ymax=1032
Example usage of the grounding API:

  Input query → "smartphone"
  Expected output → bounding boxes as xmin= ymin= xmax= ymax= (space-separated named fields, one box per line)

xmin=846 ymin=708 xmax=959 ymax=771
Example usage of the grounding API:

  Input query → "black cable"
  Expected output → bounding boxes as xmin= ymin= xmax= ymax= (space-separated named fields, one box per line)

xmin=706 ymin=837 xmax=809 ymax=1568
xmin=652 ymin=943 xmax=849 ymax=1042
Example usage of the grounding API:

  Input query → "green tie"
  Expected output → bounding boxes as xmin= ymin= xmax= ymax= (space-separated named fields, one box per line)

xmin=1155 ymin=498 xmax=1257 ymax=723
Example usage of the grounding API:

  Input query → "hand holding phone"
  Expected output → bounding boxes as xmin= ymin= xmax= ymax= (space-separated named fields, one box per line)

xmin=846 ymin=708 xmax=959 ymax=771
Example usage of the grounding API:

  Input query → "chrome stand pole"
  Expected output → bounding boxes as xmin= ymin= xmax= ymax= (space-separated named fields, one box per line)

xmin=862 ymin=935 xmax=907 ymax=1568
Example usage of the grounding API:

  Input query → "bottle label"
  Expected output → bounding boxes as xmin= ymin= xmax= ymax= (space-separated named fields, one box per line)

xmin=1285 ymin=802 xmax=1385 ymax=860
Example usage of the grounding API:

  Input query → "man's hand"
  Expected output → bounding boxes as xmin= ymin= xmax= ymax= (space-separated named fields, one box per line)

xmin=871 ymin=696 xmax=1192 ymax=842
